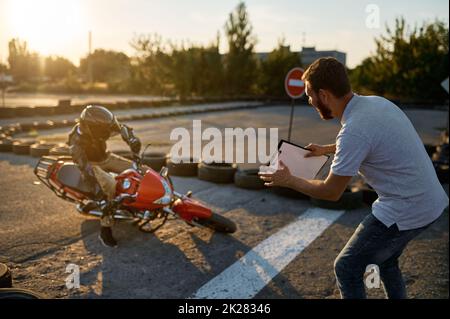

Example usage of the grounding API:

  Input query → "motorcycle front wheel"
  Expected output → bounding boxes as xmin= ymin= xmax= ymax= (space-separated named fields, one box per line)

xmin=195 ymin=213 xmax=237 ymax=233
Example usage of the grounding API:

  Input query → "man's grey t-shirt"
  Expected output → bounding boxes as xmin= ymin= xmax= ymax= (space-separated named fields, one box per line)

xmin=331 ymin=94 xmax=449 ymax=230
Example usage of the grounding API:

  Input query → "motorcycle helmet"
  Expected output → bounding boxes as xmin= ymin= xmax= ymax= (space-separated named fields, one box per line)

xmin=79 ymin=105 xmax=121 ymax=140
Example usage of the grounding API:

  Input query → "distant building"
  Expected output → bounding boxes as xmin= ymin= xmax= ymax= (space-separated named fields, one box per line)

xmin=0 ymin=74 xmax=13 ymax=84
xmin=256 ymin=46 xmax=347 ymax=68
xmin=300 ymin=47 xmax=346 ymax=67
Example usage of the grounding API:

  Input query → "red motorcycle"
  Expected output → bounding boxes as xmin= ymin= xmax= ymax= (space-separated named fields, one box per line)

xmin=34 ymin=151 xmax=236 ymax=234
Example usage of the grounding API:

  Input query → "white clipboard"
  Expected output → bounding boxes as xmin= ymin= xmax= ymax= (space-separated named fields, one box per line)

xmin=259 ymin=140 xmax=330 ymax=180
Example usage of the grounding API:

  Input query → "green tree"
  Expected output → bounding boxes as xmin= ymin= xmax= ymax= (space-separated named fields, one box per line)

xmin=79 ymin=49 xmax=131 ymax=86
xmin=350 ymin=18 xmax=449 ymax=101
xmin=7 ymin=38 xmax=41 ymax=82
xmin=259 ymin=38 xmax=301 ymax=97
xmin=224 ymin=2 xmax=258 ymax=96
xmin=170 ymin=35 xmax=224 ymax=98
xmin=129 ymin=33 xmax=171 ymax=94
xmin=44 ymin=56 xmax=77 ymax=81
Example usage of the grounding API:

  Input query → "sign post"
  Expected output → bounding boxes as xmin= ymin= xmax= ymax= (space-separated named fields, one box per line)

xmin=284 ymin=67 xmax=305 ymax=141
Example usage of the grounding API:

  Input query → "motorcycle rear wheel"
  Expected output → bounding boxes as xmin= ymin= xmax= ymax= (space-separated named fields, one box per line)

xmin=195 ymin=213 xmax=236 ymax=233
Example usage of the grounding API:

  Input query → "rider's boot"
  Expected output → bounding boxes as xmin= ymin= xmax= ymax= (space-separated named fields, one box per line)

xmin=79 ymin=200 xmax=99 ymax=214
xmin=98 ymin=204 xmax=118 ymax=248
xmin=99 ymin=225 xmax=118 ymax=248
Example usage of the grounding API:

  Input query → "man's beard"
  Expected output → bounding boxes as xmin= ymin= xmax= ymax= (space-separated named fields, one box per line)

xmin=315 ymin=96 xmax=334 ymax=120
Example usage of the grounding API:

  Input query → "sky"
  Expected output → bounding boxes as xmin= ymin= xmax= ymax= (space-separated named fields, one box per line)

xmin=0 ymin=0 xmax=448 ymax=69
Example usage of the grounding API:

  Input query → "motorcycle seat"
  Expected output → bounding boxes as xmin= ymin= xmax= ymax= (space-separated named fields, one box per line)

xmin=56 ymin=163 xmax=98 ymax=196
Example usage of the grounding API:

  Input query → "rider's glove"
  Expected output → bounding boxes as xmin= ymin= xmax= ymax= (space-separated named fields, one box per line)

xmin=129 ymin=137 xmax=141 ymax=154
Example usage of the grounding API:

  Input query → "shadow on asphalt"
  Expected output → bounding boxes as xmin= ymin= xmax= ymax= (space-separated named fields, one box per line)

xmin=0 ymin=152 xmax=39 ymax=168
xmin=76 ymin=217 xmax=303 ymax=299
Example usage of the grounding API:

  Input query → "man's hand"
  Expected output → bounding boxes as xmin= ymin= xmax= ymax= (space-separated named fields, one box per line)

xmin=258 ymin=160 xmax=293 ymax=187
xmin=304 ymin=143 xmax=334 ymax=158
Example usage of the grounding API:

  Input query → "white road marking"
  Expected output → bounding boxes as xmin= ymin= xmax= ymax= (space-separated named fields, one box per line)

xmin=288 ymin=79 xmax=304 ymax=87
xmin=192 ymin=208 xmax=345 ymax=299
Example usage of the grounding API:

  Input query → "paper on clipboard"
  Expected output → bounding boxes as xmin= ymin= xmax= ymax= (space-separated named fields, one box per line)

xmin=259 ymin=140 xmax=329 ymax=180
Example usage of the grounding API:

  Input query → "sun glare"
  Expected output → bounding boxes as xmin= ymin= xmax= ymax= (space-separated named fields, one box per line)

xmin=6 ymin=0 xmax=85 ymax=55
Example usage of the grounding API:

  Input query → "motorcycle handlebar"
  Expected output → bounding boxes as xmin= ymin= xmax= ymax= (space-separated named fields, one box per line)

xmin=132 ymin=154 xmax=141 ymax=170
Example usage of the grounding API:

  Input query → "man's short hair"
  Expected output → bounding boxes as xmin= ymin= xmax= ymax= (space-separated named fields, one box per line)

xmin=302 ymin=57 xmax=351 ymax=98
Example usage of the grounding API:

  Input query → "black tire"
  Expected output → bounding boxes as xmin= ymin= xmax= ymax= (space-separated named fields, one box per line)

xmin=0 ymin=288 xmax=45 ymax=299
xmin=142 ymin=152 xmax=168 ymax=171
xmin=12 ymin=140 xmax=37 ymax=155
xmin=195 ymin=212 xmax=237 ymax=233
xmin=30 ymin=143 xmax=56 ymax=157
xmin=0 ymin=138 xmax=14 ymax=152
xmin=114 ymin=150 xmax=133 ymax=160
xmin=167 ymin=157 xmax=199 ymax=176
xmin=4 ymin=127 xmax=17 ymax=136
xmin=440 ymin=130 xmax=449 ymax=144
xmin=272 ymin=186 xmax=310 ymax=200
xmin=198 ymin=162 xmax=237 ymax=184
xmin=310 ymin=188 xmax=363 ymax=210
xmin=0 ymin=263 xmax=12 ymax=288
xmin=359 ymin=185 xmax=378 ymax=206
xmin=234 ymin=168 xmax=265 ymax=190
xmin=49 ymin=144 xmax=71 ymax=156
xmin=435 ymin=164 xmax=449 ymax=184
xmin=424 ymin=144 xmax=437 ymax=158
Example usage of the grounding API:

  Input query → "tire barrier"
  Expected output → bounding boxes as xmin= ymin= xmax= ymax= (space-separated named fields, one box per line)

xmin=166 ymin=157 xmax=199 ymax=177
xmin=0 ymin=138 xmax=14 ymax=152
xmin=432 ymin=143 xmax=449 ymax=165
xmin=12 ymin=139 xmax=38 ymax=155
xmin=133 ymin=114 xmax=150 ymax=120
xmin=114 ymin=150 xmax=133 ymax=160
xmin=435 ymin=164 xmax=449 ymax=184
xmin=357 ymin=184 xmax=378 ymax=206
xmin=271 ymin=186 xmax=310 ymax=200
xmin=14 ymin=106 xmax=37 ymax=117
xmin=5 ymin=123 xmax=22 ymax=134
xmin=162 ymin=157 xmax=254 ymax=183
xmin=142 ymin=152 xmax=168 ymax=171
xmin=30 ymin=143 xmax=57 ymax=157
xmin=234 ymin=168 xmax=266 ymax=190
xmin=198 ymin=161 xmax=237 ymax=184
xmin=424 ymin=144 xmax=437 ymax=158
xmin=117 ymin=115 xmax=134 ymax=122
xmin=441 ymin=130 xmax=449 ymax=144
xmin=0 ymin=263 xmax=12 ymax=288
xmin=2 ymin=127 xmax=17 ymax=136
xmin=310 ymin=188 xmax=363 ymax=210
xmin=0 ymin=102 xmax=209 ymax=119
xmin=49 ymin=144 xmax=71 ymax=156
xmin=44 ymin=120 xmax=56 ymax=130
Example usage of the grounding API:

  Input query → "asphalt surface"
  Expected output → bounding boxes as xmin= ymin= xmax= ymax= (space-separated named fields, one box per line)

xmin=0 ymin=102 xmax=448 ymax=298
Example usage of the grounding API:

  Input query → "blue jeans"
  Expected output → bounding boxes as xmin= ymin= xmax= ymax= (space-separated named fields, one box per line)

xmin=334 ymin=213 xmax=431 ymax=299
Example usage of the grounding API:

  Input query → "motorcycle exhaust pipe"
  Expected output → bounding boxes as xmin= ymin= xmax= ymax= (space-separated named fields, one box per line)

xmin=77 ymin=207 xmax=135 ymax=220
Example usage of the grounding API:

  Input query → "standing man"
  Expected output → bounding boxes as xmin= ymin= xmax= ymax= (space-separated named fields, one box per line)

xmin=259 ymin=57 xmax=449 ymax=299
